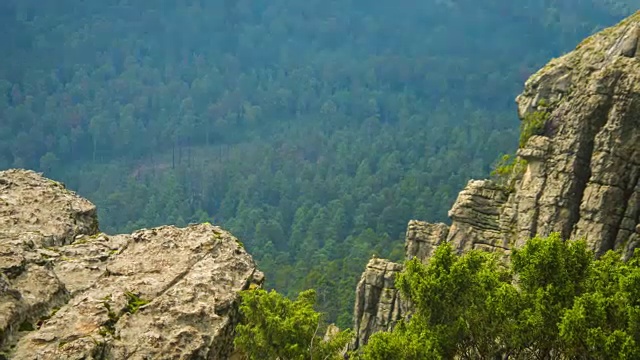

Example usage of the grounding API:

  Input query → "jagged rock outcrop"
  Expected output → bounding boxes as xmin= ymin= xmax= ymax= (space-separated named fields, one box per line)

xmin=0 ymin=169 xmax=263 ymax=359
xmin=351 ymin=258 xmax=404 ymax=349
xmin=448 ymin=10 xmax=640 ymax=257
xmin=405 ymin=221 xmax=449 ymax=261
xmin=352 ymin=12 xmax=640 ymax=349
xmin=351 ymin=220 xmax=448 ymax=348
xmin=432 ymin=10 xmax=640 ymax=258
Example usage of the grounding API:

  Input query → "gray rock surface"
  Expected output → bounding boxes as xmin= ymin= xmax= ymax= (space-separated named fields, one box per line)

xmin=0 ymin=169 xmax=263 ymax=359
xmin=351 ymin=220 xmax=447 ymax=348
xmin=447 ymin=180 xmax=512 ymax=254
xmin=351 ymin=258 xmax=405 ymax=350
xmin=437 ymin=11 xmax=640 ymax=258
xmin=514 ymin=14 xmax=640 ymax=256
xmin=405 ymin=220 xmax=449 ymax=261
xmin=351 ymin=12 xmax=640 ymax=349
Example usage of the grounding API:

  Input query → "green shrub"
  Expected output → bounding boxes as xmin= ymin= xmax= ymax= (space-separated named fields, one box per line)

xmin=357 ymin=235 xmax=640 ymax=360
xmin=124 ymin=291 xmax=149 ymax=314
xmin=491 ymin=154 xmax=527 ymax=189
xmin=235 ymin=288 xmax=352 ymax=360
xmin=519 ymin=110 xmax=549 ymax=147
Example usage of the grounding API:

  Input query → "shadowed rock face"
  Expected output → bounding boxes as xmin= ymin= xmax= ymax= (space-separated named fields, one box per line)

xmin=447 ymin=12 xmax=640 ymax=258
xmin=511 ymin=13 xmax=640 ymax=257
xmin=352 ymin=12 xmax=640 ymax=349
xmin=0 ymin=169 xmax=263 ymax=359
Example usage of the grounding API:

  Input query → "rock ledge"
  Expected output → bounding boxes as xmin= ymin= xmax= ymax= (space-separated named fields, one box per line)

xmin=0 ymin=169 xmax=263 ymax=359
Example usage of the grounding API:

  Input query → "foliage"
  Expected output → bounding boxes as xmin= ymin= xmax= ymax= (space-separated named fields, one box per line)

xmin=357 ymin=234 xmax=640 ymax=359
xmin=360 ymin=243 xmax=518 ymax=359
xmin=100 ymin=299 xmax=119 ymax=336
xmin=490 ymin=153 xmax=528 ymax=188
xmin=235 ymin=288 xmax=352 ymax=360
xmin=124 ymin=291 xmax=149 ymax=314
xmin=18 ymin=321 xmax=35 ymax=332
xmin=519 ymin=110 xmax=550 ymax=147
xmin=510 ymin=233 xmax=592 ymax=357
xmin=559 ymin=249 xmax=640 ymax=359
xmin=0 ymin=1 xmax=634 ymax=325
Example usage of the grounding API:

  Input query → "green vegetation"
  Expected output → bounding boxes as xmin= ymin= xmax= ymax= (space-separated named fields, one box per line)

xmin=97 ymin=291 xmax=149 ymax=337
xmin=124 ymin=292 xmax=149 ymax=315
xmin=519 ymin=110 xmax=550 ymax=147
xmin=235 ymin=288 xmax=352 ymax=360
xmin=100 ymin=300 xmax=118 ymax=336
xmin=356 ymin=234 xmax=640 ymax=359
xmin=0 ymin=1 xmax=634 ymax=326
xmin=490 ymin=153 xmax=528 ymax=188
xmin=234 ymin=235 xmax=640 ymax=359
xmin=17 ymin=321 xmax=34 ymax=332
xmin=492 ymin=100 xmax=550 ymax=189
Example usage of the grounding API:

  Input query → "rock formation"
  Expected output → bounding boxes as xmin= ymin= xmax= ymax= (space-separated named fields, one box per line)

xmin=352 ymin=12 xmax=640 ymax=349
xmin=0 ymin=169 xmax=263 ymax=359
xmin=351 ymin=257 xmax=404 ymax=350
xmin=351 ymin=221 xmax=447 ymax=348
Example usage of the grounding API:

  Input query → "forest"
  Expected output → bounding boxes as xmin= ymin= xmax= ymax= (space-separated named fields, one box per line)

xmin=0 ymin=0 xmax=636 ymax=327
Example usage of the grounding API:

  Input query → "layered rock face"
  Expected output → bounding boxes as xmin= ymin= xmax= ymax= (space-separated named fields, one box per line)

xmin=512 ymin=15 xmax=640 ymax=257
xmin=0 ymin=169 xmax=263 ymax=359
xmin=352 ymin=12 xmax=640 ymax=348
xmin=351 ymin=221 xmax=447 ymax=348
xmin=351 ymin=257 xmax=404 ymax=349
xmin=448 ymin=12 xmax=640 ymax=258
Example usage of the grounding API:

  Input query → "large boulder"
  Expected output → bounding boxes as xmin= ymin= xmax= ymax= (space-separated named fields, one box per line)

xmin=0 ymin=169 xmax=263 ymax=359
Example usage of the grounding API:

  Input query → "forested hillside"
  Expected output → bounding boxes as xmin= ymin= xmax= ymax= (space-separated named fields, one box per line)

xmin=0 ymin=0 xmax=636 ymax=326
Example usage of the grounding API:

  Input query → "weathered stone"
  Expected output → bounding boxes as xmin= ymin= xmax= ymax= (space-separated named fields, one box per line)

xmin=351 ymin=258 xmax=406 ymax=350
xmin=0 ymin=169 xmax=263 ymax=359
xmin=610 ymin=24 xmax=640 ymax=58
xmin=517 ymin=135 xmax=551 ymax=161
xmin=0 ymin=169 xmax=98 ymax=248
xmin=351 ymin=12 xmax=640 ymax=352
xmin=405 ymin=220 xmax=449 ymax=262
xmin=457 ymin=12 xmax=640 ymax=257
xmin=351 ymin=219 xmax=451 ymax=348
xmin=447 ymin=180 xmax=512 ymax=253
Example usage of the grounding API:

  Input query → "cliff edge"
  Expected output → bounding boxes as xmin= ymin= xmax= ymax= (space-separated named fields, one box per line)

xmin=352 ymin=11 xmax=640 ymax=348
xmin=0 ymin=169 xmax=263 ymax=359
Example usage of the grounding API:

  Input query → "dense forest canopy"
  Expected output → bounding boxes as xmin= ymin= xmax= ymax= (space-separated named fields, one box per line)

xmin=1 ymin=0 xmax=637 ymax=326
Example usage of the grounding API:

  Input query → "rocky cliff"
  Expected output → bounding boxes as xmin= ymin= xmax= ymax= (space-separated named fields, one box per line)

xmin=352 ymin=12 xmax=640 ymax=349
xmin=351 ymin=221 xmax=447 ymax=349
xmin=0 ymin=169 xmax=263 ymax=359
